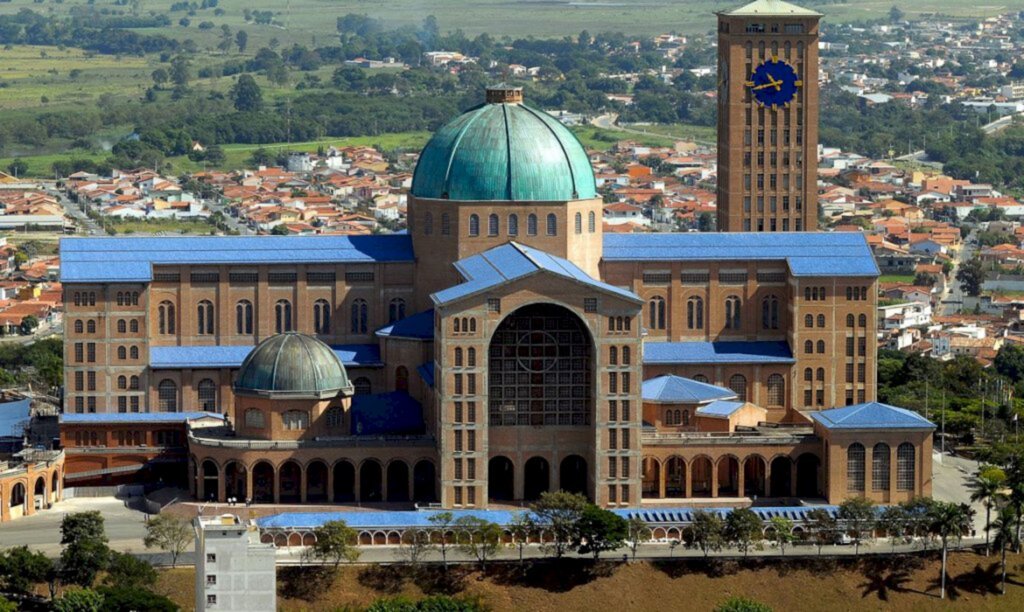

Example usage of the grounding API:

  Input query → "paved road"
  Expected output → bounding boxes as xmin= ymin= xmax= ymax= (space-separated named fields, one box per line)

xmin=0 ymin=497 xmax=148 ymax=556
xmin=939 ymin=230 xmax=974 ymax=317
xmin=591 ymin=114 xmax=715 ymax=146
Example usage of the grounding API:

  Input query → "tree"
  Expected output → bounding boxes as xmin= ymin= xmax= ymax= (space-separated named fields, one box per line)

xmin=698 ymin=212 xmax=714 ymax=232
xmin=151 ymin=68 xmax=168 ymax=88
xmin=969 ymin=469 xmax=1005 ymax=556
xmin=626 ymin=515 xmax=651 ymax=560
xmin=96 ymin=586 xmax=176 ymax=612
xmin=807 ymin=508 xmax=837 ymax=556
xmin=204 ymin=144 xmax=225 ymax=165
xmin=7 ymin=158 xmax=27 ymax=177
xmin=929 ymin=501 xmax=975 ymax=600
xmin=956 ymin=257 xmax=986 ymax=297
xmin=19 ymin=315 xmax=38 ymax=335
xmin=989 ymin=506 xmax=1018 ymax=595
xmin=231 ymin=74 xmax=263 ymax=112
xmin=143 ymin=514 xmax=192 ymax=568
xmin=690 ymin=510 xmax=725 ymax=558
xmin=169 ymin=55 xmax=191 ymax=88
xmin=508 ymin=512 xmax=536 ymax=564
xmin=574 ymin=505 xmax=628 ymax=560
xmin=714 ymin=596 xmax=773 ymax=612
xmin=454 ymin=516 xmax=503 ymax=571
xmin=767 ymin=516 xmax=794 ymax=556
xmin=235 ymin=30 xmax=248 ymax=53
xmin=0 ymin=545 xmax=53 ymax=594
xmin=103 ymin=552 xmax=156 ymax=589
xmin=889 ymin=6 xmax=905 ymax=22
xmin=725 ymin=508 xmax=763 ymax=557
xmin=877 ymin=505 xmax=910 ymax=552
xmin=52 ymin=588 xmax=103 ymax=612
xmin=838 ymin=497 xmax=875 ymax=556
xmin=427 ymin=512 xmax=456 ymax=569
xmin=396 ymin=528 xmax=432 ymax=567
xmin=309 ymin=520 xmax=360 ymax=567
xmin=59 ymin=512 xmax=109 ymax=587
xmin=530 ymin=490 xmax=587 ymax=558
xmin=0 ymin=596 xmax=15 ymax=612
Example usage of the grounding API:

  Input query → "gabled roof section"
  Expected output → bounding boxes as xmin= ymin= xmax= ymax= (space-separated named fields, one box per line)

xmin=643 ymin=341 xmax=795 ymax=365
xmin=376 ymin=309 xmax=434 ymax=340
xmin=719 ymin=0 xmax=822 ymax=17
xmin=60 ymin=235 xmax=414 ymax=283
xmin=810 ymin=402 xmax=935 ymax=430
xmin=603 ymin=233 xmax=879 ymax=277
xmin=696 ymin=400 xmax=748 ymax=419
xmin=432 ymin=242 xmax=641 ymax=306
xmin=642 ymin=374 xmax=738 ymax=404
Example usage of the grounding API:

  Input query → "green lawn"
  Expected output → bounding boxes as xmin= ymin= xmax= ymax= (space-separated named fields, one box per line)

xmin=101 ymin=217 xmax=218 ymax=235
xmin=879 ymin=274 xmax=917 ymax=284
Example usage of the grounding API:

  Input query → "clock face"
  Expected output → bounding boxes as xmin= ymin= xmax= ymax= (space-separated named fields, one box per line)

xmin=746 ymin=58 xmax=802 ymax=108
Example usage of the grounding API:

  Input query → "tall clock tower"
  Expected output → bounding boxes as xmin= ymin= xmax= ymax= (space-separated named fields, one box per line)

xmin=716 ymin=0 xmax=821 ymax=232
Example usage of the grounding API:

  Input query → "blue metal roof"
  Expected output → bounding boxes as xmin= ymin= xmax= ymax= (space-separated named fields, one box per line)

xmin=641 ymin=374 xmax=737 ymax=404
xmin=150 ymin=343 xmax=383 ymax=369
xmin=602 ymin=233 xmax=880 ymax=277
xmin=59 ymin=235 xmax=414 ymax=283
xmin=696 ymin=400 xmax=747 ymax=418
xmin=256 ymin=505 xmax=840 ymax=530
xmin=810 ymin=402 xmax=935 ymax=430
xmin=416 ymin=362 xmax=435 ymax=388
xmin=350 ymin=392 xmax=423 ymax=435
xmin=61 ymin=412 xmax=225 ymax=424
xmin=375 ymin=309 xmax=434 ymax=340
xmin=433 ymin=242 xmax=641 ymax=306
xmin=0 ymin=398 xmax=31 ymax=439
xmin=643 ymin=341 xmax=795 ymax=365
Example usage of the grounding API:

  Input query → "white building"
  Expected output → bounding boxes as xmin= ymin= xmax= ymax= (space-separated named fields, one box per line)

xmin=194 ymin=514 xmax=276 ymax=612
xmin=878 ymin=301 xmax=932 ymax=331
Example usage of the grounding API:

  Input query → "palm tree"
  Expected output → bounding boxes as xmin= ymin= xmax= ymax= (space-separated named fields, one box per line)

xmin=929 ymin=501 xmax=975 ymax=600
xmin=989 ymin=506 xmax=1019 ymax=596
xmin=969 ymin=471 xmax=1005 ymax=556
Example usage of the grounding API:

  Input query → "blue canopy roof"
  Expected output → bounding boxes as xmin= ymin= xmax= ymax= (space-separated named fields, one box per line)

xmin=603 ymin=233 xmax=879 ymax=277
xmin=433 ymin=242 xmax=641 ymax=306
xmin=150 ymin=343 xmax=383 ymax=369
xmin=810 ymin=402 xmax=935 ymax=430
xmin=641 ymin=374 xmax=737 ymax=404
xmin=376 ymin=309 xmax=434 ymax=340
xmin=61 ymin=412 xmax=225 ymax=424
xmin=60 ymin=235 xmax=414 ymax=283
xmin=350 ymin=391 xmax=424 ymax=435
xmin=416 ymin=362 xmax=435 ymax=388
xmin=696 ymin=400 xmax=747 ymax=418
xmin=643 ymin=341 xmax=795 ymax=365
xmin=0 ymin=398 xmax=31 ymax=438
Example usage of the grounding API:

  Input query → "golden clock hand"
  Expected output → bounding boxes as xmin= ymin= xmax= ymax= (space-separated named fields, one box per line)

xmin=752 ymin=79 xmax=782 ymax=90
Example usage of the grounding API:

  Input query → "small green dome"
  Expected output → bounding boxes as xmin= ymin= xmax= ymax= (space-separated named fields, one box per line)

xmin=235 ymin=333 xmax=352 ymax=399
xmin=411 ymin=92 xmax=597 ymax=202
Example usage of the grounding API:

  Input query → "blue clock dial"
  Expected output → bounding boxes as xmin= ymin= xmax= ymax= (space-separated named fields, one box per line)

xmin=746 ymin=58 xmax=802 ymax=108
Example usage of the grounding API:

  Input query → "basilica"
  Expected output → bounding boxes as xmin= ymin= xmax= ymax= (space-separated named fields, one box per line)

xmin=50 ymin=0 xmax=934 ymax=516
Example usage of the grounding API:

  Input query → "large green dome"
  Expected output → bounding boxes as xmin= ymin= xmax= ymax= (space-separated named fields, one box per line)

xmin=411 ymin=88 xmax=597 ymax=202
xmin=235 ymin=333 xmax=352 ymax=399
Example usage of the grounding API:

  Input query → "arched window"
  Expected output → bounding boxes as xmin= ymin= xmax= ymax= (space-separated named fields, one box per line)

xmin=761 ymin=295 xmax=779 ymax=329
xmin=728 ymin=374 xmax=747 ymax=402
xmin=469 ymin=318 xmax=477 ymax=333
xmin=87 ymin=320 xmax=96 ymax=334
xmin=766 ymin=374 xmax=785 ymax=406
xmin=693 ymin=374 xmax=709 ymax=383
xmin=129 ymin=320 xmax=139 ymax=333
xmin=440 ymin=213 xmax=451 ymax=235
xmin=804 ymin=368 xmax=812 ymax=382
xmin=282 ymin=410 xmax=308 ymax=430
xmin=395 ymin=366 xmax=409 ymax=392
xmin=353 ymin=377 xmax=372 ymax=395
xmin=804 ymin=287 xmax=811 ymax=301
xmin=130 ymin=346 xmax=139 ymax=359
xmin=508 ymin=214 xmax=519 ymax=236
xmin=469 ymin=214 xmax=480 ymax=237
xmin=275 ymin=300 xmax=292 ymax=333
xmin=351 ymin=298 xmax=368 ymax=333
xmin=858 ymin=314 xmax=867 ymax=327
xmin=116 ymin=292 xmax=124 ymax=306
xmin=897 ymin=443 xmax=916 ymax=491
xmin=424 ymin=212 xmax=433 ymax=235
xmin=622 ymin=346 xmax=630 ymax=365
xmin=236 ymin=300 xmax=253 ymax=335
xmin=726 ymin=296 xmax=742 ymax=329
xmin=198 ymin=379 xmax=217 ymax=412
xmin=129 ymin=375 xmax=139 ymax=390
xmin=546 ymin=213 xmax=557 ymax=236
xmin=454 ymin=347 xmax=463 ymax=367
xmin=527 ymin=214 xmax=538 ymax=236
xmin=117 ymin=375 xmax=127 ymax=390
xmin=244 ymin=408 xmax=265 ymax=428
xmin=131 ymin=292 xmax=139 ymax=305
xmin=118 ymin=346 xmax=127 ymax=360
xmin=197 ymin=300 xmax=214 ymax=335
xmin=847 ymin=443 xmax=865 ymax=492
xmin=816 ymin=367 xmax=825 ymax=381
xmin=682 ymin=410 xmax=690 ymax=426
xmin=665 ymin=409 xmax=676 ymax=425
xmin=846 ymin=314 xmax=855 ymax=327
xmin=158 ymin=380 xmax=178 ymax=412
xmin=574 ymin=212 xmax=582 ymax=234
xmin=804 ymin=340 xmax=813 ymax=354
xmin=314 ymin=299 xmax=331 ymax=334
xmin=588 ymin=211 xmax=596 ymax=233
xmin=817 ymin=314 xmax=825 ymax=328
xmin=488 ymin=213 xmax=499 ymax=236
xmin=649 ymin=296 xmax=666 ymax=330
xmin=388 ymin=298 xmax=406 ymax=323
xmin=74 ymin=320 xmax=83 ymax=334
xmin=158 ymin=301 xmax=175 ymax=335
xmin=872 ymin=443 xmax=890 ymax=491
xmin=817 ymin=340 xmax=825 ymax=354
xmin=687 ymin=296 xmax=704 ymax=330
xmin=804 ymin=314 xmax=813 ymax=328
xmin=467 ymin=347 xmax=476 ymax=367
xmin=326 ymin=407 xmax=344 ymax=428
xmin=609 ymin=346 xmax=618 ymax=365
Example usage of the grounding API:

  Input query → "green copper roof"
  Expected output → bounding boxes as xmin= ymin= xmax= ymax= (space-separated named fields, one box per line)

xmin=411 ymin=101 xmax=596 ymax=202
xmin=719 ymin=0 xmax=821 ymax=17
xmin=235 ymin=333 xmax=353 ymax=399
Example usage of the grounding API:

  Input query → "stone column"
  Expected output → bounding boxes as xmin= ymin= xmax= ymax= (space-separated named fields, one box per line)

xmin=217 ymin=465 xmax=227 ymax=503
xmin=381 ymin=464 xmax=389 ymax=502
xmin=299 ymin=465 xmax=308 ymax=504
xmin=790 ymin=460 xmax=798 ymax=497
xmin=711 ymin=461 xmax=719 ymax=498
xmin=765 ymin=461 xmax=772 ymax=497
xmin=658 ymin=460 xmax=666 ymax=499
xmin=273 ymin=468 xmax=281 ymax=504
xmin=685 ymin=462 xmax=693 ymax=498
xmin=326 ymin=464 xmax=335 ymax=502
xmin=245 ymin=466 xmax=254 ymax=502
xmin=354 ymin=466 xmax=361 ymax=502
xmin=737 ymin=460 xmax=746 ymax=498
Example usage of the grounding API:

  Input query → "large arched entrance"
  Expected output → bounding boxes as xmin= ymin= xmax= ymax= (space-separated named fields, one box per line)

xmin=252 ymin=461 xmax=274 ymax=503
xmin=413 ymin=460 xmax=437 ymax=503
xmin=770 ymin=456 xmax=793 ymax=497
xmin=559 ymin=455 xmax=588 ymax=496
xmin=306 ymin=461 xmax=328 ymax=503
xmin=201 ymin=460 xmax=219 ymax=501
xmin=691 ymin=456 xmax=713 ymax=497
xmin=524 ymin=457 xmax=550 ymax=500
xmin=488 ymin=456 xmax=514 ymax=501
xmin=225 ymin=462 xmax=247 ymax=501
xmin=333 ymin=461 xmax=355 ymax=502
xmin=642 ymin=457 xmax=660 ymax=498
xmin=9 ymin=482 xmax=26 ymax=518
xmin=387 ymin=461 xmax=410 ymax=502
xmin=743 ymin=455 xmax=766 ymax=497
xmin=279 ymin=461 xmax=302 ymax=503
xmin=666 ymin=457 xmax=686 ymax=498
xmin=34 ymin=477 xmax=46 ymax=510
xmin=360 ymin=460 xmax=382 ymax=502
xmin=51 ymin=471 xmax=60 ymax=503
xmin=796 ymin=453 xmax=821 ymax=497
xmin=717 ymin=456 xmax=739 ymax=497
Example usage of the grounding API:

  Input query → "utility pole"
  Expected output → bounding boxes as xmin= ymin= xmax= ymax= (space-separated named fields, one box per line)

xmin=941 ymin=390 xmax=946 ymax=456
